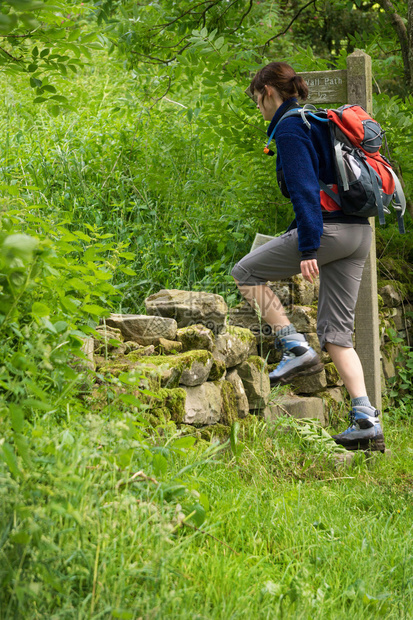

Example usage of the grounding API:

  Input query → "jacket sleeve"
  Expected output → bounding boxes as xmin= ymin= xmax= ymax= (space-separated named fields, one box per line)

xmin=275 ymin=122 xmax=323 ymax=260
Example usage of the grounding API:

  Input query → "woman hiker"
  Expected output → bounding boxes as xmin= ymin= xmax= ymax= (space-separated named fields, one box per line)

xmin=231 ymin=61 xmax=385 ymax=452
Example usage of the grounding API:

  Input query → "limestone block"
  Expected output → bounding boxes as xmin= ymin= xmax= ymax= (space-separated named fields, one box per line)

xmin=94 ymin=325 xmax=124 ymax=355
xmin=214 ymin=325 xmax=257 ymax=368
xmin=336 ymin=448 xmax=393 ymax=463
xmin=153 ymin=338 xmax=183 ymax=355
xmin=265 ymin=395 xmax=326 ymax=425
xmin=320 ymin=387 xmax=347 ymax=425
xmin=220 ymin=381 xmax=239 ymax=425
xmin=144 ymin=350 xmax=213 ymax=387
xmin=380 ymin=317 xmax=393 ymax=344
xmin=323 ymin=386 xmax=346 ymax=406
xmin=149 ymin=387 xmax=187 ymax=424
xmin=209 ymin=356 xmax=227 ymax=381
xmin=144 ymin=289 xmax=228 ymax=332
xmin=286 ymin=306 xmax=317 ymax=332
xmin=226 ymin=369 xmax=250 ymax=418
xmin=100 ymin=349 xmax=212 ymax=388
xmin=106 ymin=314 xmax=177 ymax=345
xmin=267 ymin=281 xmax=292 ymax=306
xmin=228 ymin=302 xmax=260 ymax=335
xmin=179 ymin=351 xmax=214 ymax=387
xmin=392 ymin=307 xmax=405 ymax=331
xmin=256 ymin=336 xmax=281 ymax=365
xmin=183 ymin=382 xmax=223 ymax=425
xmin=111 ymin=353 xmax=180 ymax=386
xmin=228 ymin=302 xmax=273 ymax=338
xmin=176 ymin=324 xmax=215 ymax=352
xmin=237 ymin=356 xmax=271 ymax=410
xmin=291 ymin=369 xmax=327 ymax=394
xmin=129 ymin=345 xmax=156 ymax=358
xmin=324 ymin=362 xmax=344 ymax=387
xmin=99 ymin=345 xmax=156 ymax=373
xmin=381 ymin=348 xmax=399 ymax=381
xmin=379 ymin=284 xmax=402 ymax=307
xmin=124 ymin=341 xmax=143 ymax=354
xmin=291 ymin=274 xmax=315 ymax=305
xmin=253 ymin=405 xmax=272 ymax=418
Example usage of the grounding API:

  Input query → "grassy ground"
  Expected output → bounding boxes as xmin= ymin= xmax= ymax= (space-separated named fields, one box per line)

xmin=1 ymin=402 xmax=412 ymax=619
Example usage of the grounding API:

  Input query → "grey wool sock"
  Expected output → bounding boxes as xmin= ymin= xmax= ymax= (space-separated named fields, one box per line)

xmin=274 ymin=324 xmax=297 ymax=339
xmin=351 ymin=396 xmax=373 ymax=409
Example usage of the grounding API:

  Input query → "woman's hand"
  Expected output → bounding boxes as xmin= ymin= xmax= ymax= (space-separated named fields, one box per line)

xmin=300 ymin=259 xmax=319 ymax=283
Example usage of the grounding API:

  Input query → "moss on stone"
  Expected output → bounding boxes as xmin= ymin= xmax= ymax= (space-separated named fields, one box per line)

xmin=220 ymin=380 xmax=238 ymax=425
xmin=324 ymin=362 xmax=341 ymax=386
xmin=140 ymin=411 xmax=163 ymax=428
xmin=125 ymin=348 xmax=159 ymax=364
xmin=378 ymin=257 xmax=413 ymax=297
xmin=131 ymin=349 xmax=211 ymax=370
xmin=154 ymin=339 xmax=183 ymax=355
xmin=236 ymin=415 xmax=261 ymax=440
xmin=378 ymin=278 xmax=409 ymax=300
xmin=99 ymin=359 xmax=131 ymax=376
xmin=148 ymin=387 xmax=186 ymax=424
xmin=319 ymin=389 xmax=348 ymax=426
xmin=149 ymin=407 xmax=172 ymax=424
xmin=227 ymin=325 xmax=255 ymax=344
xmin=176 ymin=324 xmax=215 ymax=351
xmin=101 ymin=349 xmax=214 ymax=395
xmin=209 ymin=357 xmax=226 ymax=381
xmin=199 ymin=423 xmax=230 ymax=442
xmin=177 ymin=424 xmax=202 ymax=439
xmin=166 ymin=387 xmax=186 ymax=424
xmin=246 ymin=355 xmax=266 ymax=372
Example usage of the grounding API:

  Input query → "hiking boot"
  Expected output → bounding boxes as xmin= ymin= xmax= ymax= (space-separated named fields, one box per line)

xmin=268 ymin=333 xmax=323 ymax=386
xmin=332 ymin=406 xmax=386 ymax=452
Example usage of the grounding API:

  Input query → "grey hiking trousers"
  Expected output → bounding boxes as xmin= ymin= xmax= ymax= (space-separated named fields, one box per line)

xmin=231 ymin=222 xmax=372 ymax=351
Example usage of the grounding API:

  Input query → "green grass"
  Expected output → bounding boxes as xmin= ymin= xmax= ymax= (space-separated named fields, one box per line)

xmin=1 ymin=406 xmax=412 ymax=619
xmin=0 ymin=55 xmax=293 ymax=312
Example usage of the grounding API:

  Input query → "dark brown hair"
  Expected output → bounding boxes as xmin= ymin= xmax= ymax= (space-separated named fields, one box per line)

xmin=250 ymin=62 xmax=308 ymax=104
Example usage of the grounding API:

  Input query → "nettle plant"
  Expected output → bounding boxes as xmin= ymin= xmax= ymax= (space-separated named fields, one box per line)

xmin=0 ymin=201 xmax=136 ymax=472
xmin=386 ymin=327 xmax=413 ymax=418
xmin=387 ymin=324 xmax=413 ymax=417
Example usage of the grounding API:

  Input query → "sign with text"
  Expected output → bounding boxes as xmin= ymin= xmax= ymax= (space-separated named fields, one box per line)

xmin=297 ymin=69 xmax=347 ymax=105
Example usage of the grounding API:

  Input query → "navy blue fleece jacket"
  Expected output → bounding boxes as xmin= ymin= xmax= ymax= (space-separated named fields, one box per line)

xmin=267 ymin=98 xmax=339 ymax=260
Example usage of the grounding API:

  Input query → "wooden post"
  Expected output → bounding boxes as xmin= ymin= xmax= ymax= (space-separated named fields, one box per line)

xmin=347 ymin=50 xmax=382 ymax=410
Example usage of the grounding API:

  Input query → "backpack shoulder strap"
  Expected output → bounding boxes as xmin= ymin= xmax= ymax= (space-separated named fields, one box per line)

xmin=278 ymin=106 xmax=329 ymax=129
xmin=388 ymin=166 xmax=406 ymax=233
xmin=319 ymin=180 xmax=341 ymax=206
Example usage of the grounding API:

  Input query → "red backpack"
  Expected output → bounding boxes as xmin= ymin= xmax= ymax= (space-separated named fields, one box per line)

xmin=278 ymin=104 xmax=406 ymax=233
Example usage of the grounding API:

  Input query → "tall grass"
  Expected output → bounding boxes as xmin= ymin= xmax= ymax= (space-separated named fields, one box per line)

xmin=0 ymin=56 xmax=294 ymax=311
xmin=1 ymin=410 xmax=413 ymax=618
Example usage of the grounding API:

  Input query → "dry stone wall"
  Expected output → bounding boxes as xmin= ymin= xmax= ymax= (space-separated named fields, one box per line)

xmin=88 ymin=278 xmax=411 ymax=436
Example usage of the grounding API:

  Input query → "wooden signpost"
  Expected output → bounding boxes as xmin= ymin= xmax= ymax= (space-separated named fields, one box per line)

xmin=252 ymin=50 xmax=382 ymax=410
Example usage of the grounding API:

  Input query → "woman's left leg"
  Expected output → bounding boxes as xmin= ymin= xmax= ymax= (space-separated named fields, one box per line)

xmin=231 ymin=230 xmax=321 ymax=382
xmin=233 ymin=283 xmax=290 ymax=332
